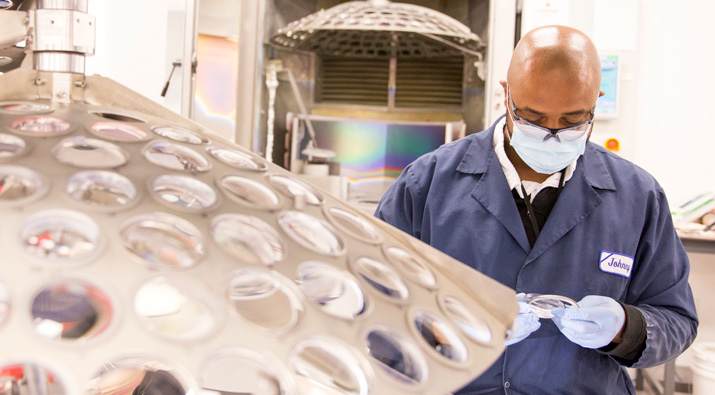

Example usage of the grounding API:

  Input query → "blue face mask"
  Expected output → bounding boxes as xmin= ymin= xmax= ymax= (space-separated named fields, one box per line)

xmin=508 ymin=120 xmax=589 ymax=174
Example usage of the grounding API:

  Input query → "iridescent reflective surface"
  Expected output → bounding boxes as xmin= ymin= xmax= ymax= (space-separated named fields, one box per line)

xmin=278 ymin=211 xmax=345 ymax=257
xmin=366 ymin=327 xmax=427 ymax=385
xmin=66 ymin=170 xmax=137 ymax=208
xmin=326 ymin=207 xmax=383 ymax=244
xmin=90 ymin=121 xmax=150 ymax=142
xmin=219 ymin=175 xmax=281 ymax=210
xmin=384 ymin=246 xmax=437 ymax=288
xmin=31 ymin=279 xmax=113 ymax=342
xmin=135 ymin=276 xmax=218 ymax=340
xmin=152 ymin=125 xmax=209 ymax=144
xmin=200 ymin=349 xmax=287 ymax=395
xmin=413 ymin=311 xmax=468 ymax=363
xmin=10 ymin=116 xmax=71 ymax=135
xmin=0 ymin=133 xmax=26 ymax=159
xmin=296 ymin=261 xmax=367 ymax=320
xmin=142 ymin=140 xmax=211 ymax=172
xmin=212 ymin=214 xmax=285 ymax=265
xmin=207 ymin=146 xmax=268 ymax=171
xmin=0 ymin=363 xmax=67 ymax=394
xmin=227 ymin=268 xmax=301 ymax=331
xmin=19 ymin=209 xmax=100 ymax=262
xmin=52 ymin=137 xmax=129 ymax=168
xmin=0 ymin=165 xmax=45 ymax=202
xmin=351 ymin=256 xmax=409 ymax=301
xmin=120 ymin=213 xmax=205 ymax=269
xmin=89 ymin=356 xmax=191 ymax=395
xmin=439 ymin=294 xmax=492 ymax=344
xmin=291 ymin=338 xmax=369 ymax=395
xmin=268 ymin=174 xmax=324 ymax=205
xmin=151 ymin=175 xmax=217 ymax=210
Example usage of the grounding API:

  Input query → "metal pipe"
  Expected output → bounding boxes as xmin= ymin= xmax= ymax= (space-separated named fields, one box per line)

xmin=180 ymin=0 xmax=198 ymax=119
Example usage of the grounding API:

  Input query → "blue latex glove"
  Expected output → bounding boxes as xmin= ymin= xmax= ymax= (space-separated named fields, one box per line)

xmin=504 ymin=293 xmax=541 ymax=346
xmin=552 ymin=295 xmax=626 ymax=349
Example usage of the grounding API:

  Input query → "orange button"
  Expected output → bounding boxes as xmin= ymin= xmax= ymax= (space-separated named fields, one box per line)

xmin=605 ymin=138 xmax=620 ymax=151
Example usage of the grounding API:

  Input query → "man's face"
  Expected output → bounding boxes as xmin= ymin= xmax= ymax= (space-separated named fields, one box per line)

xmin=499 ymin=71 xmax=603 ymax=137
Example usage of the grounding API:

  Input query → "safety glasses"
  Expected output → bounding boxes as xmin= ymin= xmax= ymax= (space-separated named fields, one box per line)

xmin=507 ymin=86 xmax=595 ymax=143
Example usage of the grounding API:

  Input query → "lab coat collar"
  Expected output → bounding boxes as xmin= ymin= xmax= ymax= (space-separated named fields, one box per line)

xmin=457 ymin=115 xmax=617 ymax=254
xmin=456 ymin=114 xmax=616 ymax=192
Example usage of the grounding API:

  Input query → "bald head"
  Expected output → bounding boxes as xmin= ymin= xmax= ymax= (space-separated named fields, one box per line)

xmin=507 ymin=26 xmax=601 ymax=93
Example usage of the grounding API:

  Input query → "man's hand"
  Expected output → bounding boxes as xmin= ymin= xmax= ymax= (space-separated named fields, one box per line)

xmin=505 ymin=293 xmax=541 ymax=346
xmin=552 ymin=295 xmax=626 ymax=349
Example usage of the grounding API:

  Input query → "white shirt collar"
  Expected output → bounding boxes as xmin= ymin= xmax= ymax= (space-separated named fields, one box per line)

xmin=492 ymin=117 xmax=577 ymax=200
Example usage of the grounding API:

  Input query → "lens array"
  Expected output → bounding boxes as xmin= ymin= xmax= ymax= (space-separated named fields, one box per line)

xmin=0 ymin=99 xmax=502 ymax=394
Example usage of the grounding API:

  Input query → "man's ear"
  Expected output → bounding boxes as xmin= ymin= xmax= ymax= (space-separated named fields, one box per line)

xmin=500 ymin=80 xmax=509 ymax=109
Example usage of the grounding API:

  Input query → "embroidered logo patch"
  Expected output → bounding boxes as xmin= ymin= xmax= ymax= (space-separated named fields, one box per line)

xmin=599 ymin=250 xmax=634 ymax=278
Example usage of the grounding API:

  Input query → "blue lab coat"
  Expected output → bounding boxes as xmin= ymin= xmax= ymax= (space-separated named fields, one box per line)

xmin=375 ymin=117 xmax=698 ymax=394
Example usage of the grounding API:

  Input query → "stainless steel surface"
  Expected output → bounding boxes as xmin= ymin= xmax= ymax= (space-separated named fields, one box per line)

xmin=0 ymin=67 xmax=518 ymax=394
xmin=33 ymin=52 xmax=84 ymax=73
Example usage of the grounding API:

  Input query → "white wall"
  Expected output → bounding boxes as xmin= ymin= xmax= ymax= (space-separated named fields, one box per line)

xmin=85 ymin=0 xmax=186 ymax=114
xmin=633 ymin=0 xmax=715 ymax=207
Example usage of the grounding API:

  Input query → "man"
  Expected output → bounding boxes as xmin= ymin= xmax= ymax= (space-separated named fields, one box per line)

xmin=375 ymin=25 xmax=698 ymax=394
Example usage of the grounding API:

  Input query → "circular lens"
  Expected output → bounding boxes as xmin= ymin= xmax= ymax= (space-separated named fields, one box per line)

xmin=412 ymin=310 xmax=468 ymax=363
xmin=90 ymin=121 xmax=150 ymax=142
xmin=0 ymin=279 xmax=10 ymax=327
xmin=0 ymin=102 xmax=48 ymax=114
xmin=207 ymin=146 xmax=268 ymax=171
xmin=439 ymin=294 xmax=492 ymax=345
xmin=384 ymin=246 xmax=437 ymax=289
xmin=365 ymin=327 xmax=427 ymax=385
xmin=295 ymin=261 xmax=367 ymax=320
xmin=88 ymin=355 xmax=193 ymax=395
xmin=218 ymin=175 xmax=281 ymax=210
xmin=10 ymin=116 xmax=70 ymax=135
xmin=0 ymin=133 xmax=27 ymax=159
xmin=152 ymin=125 xmax=209 ymax=144
xmin=120 ymin=212 xmax=205 ymax=269
xmin=200 ymin=349 xmax=291 ymax=395
xmin=19 ymin=209 xmax=101 ymax=264
xmin=0 ymin=363 xmax=67 ymax=394
xmin=351 ymin=256 xmax=409 ymax=301
xmin=326 ymin=207 xmax=383 ymax=244
xmin=151 ymin=175 xmax=217 ymax=211
xmin=278 ymin=211 xmax=345 ymax=257
xmin=211 ymin=214 xmax=285 ymax=265
xmin=0 ymin=165 xmax=46 ymax=204
xmin=227 ymin=268 xmax=302 ymax=332
xmin=525 ymin=293 xmax=578 ymax=319
xmin=290 ymin=338 xmax=369 ymax=395
xmin=31 ymin=279 xmax=114 ymax=343
xmin=268 ymin=174 xmax=324 ymax=205
xmin=135 ymin=276 xmax=219 ymax=341
xmin=66 ymin=170 xmax=137 ymax=208
xmin=142 ymin=140 xmax=211 ymax=172
xmin=52 ymin=137 xmax=129 ymax=168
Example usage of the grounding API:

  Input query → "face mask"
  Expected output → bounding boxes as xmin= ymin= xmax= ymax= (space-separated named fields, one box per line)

xmin=508 ymin=121 xmax=589 ymax=174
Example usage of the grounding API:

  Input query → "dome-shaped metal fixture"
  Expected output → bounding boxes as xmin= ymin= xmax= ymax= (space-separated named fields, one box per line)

xmin=270 ymin=0 xmax=485 ymax=58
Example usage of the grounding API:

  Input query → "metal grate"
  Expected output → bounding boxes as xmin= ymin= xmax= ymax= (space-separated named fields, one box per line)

xmin=270 ymin=0 xmax=484 ymax=59
xmin=317 ymin=57 xmax=390 ymax=106
xmin=317 ymin=56 xmax=463 ymax=108
xmin=395 ymin=57 xmax=463 ymax=107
